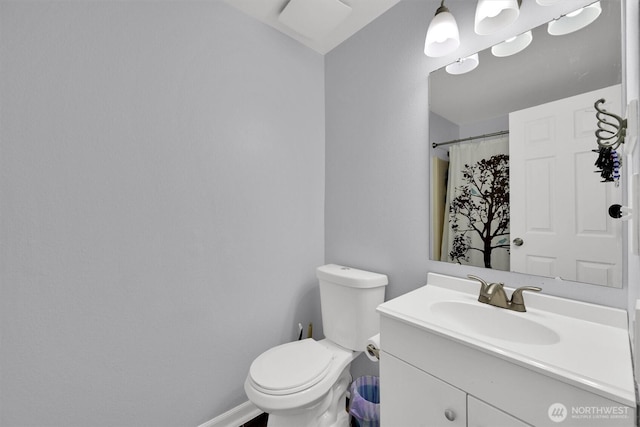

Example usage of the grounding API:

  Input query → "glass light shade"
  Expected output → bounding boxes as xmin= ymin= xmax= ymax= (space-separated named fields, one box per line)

xmin=424 ymin=6 xmax=460 ymax=57
xmin=474 ymin=0 xmax=520 ymax=35
xmin=445 ymin=53 xmax=480 ymax=75
xmin=547 ymin=2 xmax=602 ymax=36
xmin=491 ymin=31 xmax=533 ymax=57
xmin=535 ymin=0 xmax=561 ymax=5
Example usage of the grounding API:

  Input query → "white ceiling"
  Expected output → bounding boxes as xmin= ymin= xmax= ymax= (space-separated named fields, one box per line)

xmin=223 ymin=0 xmax=401 ymax=54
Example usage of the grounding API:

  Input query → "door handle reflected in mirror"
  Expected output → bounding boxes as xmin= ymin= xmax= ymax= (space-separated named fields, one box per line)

xmin=513 ymin=237 xmax=524 ymax=246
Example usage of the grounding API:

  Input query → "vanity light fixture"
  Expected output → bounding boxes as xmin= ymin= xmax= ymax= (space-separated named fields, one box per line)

xmin=424 ymin=0 xmax=460 ymax=57
xmin=474 ymin=0 xmax=521 ymax=35
xmin=445 ymin=53 xmax=480 ymax=75
xmin=491 ymin=30 xmax=532 ymax=57
xmin=547 ymin=1 xmax=602 ymax=36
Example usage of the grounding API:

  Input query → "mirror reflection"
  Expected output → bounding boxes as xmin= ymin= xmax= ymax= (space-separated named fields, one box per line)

xmin=430 ymin=1 xmax=623 ymax=287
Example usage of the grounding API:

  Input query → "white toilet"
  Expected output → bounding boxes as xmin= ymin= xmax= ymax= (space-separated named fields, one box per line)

xmin=244 ymin=264 xmax=388 ymax=427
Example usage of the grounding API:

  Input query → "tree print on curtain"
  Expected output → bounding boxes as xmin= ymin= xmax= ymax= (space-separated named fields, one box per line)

xmin=440 ymin=137 xmax=510 ymax=271
xmin=448 ymin=154 xmax=510 ymax=268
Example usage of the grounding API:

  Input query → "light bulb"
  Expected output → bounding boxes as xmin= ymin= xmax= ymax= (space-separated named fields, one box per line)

xmin=424 ymin=3 xmax=460 ymax=57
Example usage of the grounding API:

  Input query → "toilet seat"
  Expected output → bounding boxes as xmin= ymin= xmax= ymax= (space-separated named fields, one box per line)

xmin=248 ymin=339 xmax=334 ymax=396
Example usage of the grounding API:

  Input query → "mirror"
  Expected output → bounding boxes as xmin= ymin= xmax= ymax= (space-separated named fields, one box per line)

xmin=429 ymin=1 xmax=623 ymax=287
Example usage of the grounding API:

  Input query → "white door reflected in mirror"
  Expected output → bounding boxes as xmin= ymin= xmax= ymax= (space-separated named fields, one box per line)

xmin=509 ymin=85 xmax=623 ymax=287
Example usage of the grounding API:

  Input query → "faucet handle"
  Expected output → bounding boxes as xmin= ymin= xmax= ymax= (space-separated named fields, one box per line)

xmin=467 ymin=274 xmax=488 ymax=291
xmin=468 ymin=275 xmax=490 ymax=304
xmin=510 ymin=286 xmax=542 ymax=312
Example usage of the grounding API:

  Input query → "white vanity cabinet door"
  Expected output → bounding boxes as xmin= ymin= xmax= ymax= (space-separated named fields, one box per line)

xmin=468 ymin=395 xmax=532 ymax=427
xmin=380 ymin=352 xmax=466 ymax=427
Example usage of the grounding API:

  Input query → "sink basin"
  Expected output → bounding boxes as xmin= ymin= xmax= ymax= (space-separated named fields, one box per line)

xmin=376 ymin=272 xmax=636 ymax=409
xmin=430 ymin=300 xmax=561 ymax=345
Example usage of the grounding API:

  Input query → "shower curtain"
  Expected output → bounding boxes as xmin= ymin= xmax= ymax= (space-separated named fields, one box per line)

xmin=440 ymin=136 xmax=510 ymax=271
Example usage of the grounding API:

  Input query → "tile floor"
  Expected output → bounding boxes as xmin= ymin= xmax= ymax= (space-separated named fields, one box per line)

xmin=241 ymin=412 xmax=268 ymax=427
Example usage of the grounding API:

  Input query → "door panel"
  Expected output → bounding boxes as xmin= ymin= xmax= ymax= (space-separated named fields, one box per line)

xmin=509 ymin=85 xmax=622 ymax=287
xmin=380 ymin=352 xmax=466 ymax=427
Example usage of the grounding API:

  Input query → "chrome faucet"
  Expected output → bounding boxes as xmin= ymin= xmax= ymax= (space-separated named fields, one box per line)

xmin=468 ymin=275 xmax=541 ymax=312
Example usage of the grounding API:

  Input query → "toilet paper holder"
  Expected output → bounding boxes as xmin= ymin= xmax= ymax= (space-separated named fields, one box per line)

xmin=366 ymin=343 xmax=380 ymax=360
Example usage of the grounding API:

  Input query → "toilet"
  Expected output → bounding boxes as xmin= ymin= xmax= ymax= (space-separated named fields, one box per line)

xmin=244 ymin=264 xmax=388 ymax=427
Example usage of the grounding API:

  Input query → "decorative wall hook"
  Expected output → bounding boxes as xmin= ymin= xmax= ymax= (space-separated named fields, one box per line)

xmin=595 ymin=98 xmax=627 ymax=150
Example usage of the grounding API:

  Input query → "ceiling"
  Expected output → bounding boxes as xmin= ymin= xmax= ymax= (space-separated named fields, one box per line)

xmin=223 ymin=0 xmax=401 ymax=54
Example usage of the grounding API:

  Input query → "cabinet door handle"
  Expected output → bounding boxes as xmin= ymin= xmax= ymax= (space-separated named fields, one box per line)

xmin=444 ymin=409 xmax=456 ymax=421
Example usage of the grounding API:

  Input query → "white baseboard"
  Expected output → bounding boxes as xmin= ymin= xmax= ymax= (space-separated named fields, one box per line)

xmin=199 ymin=401 xmax=262 ymax=427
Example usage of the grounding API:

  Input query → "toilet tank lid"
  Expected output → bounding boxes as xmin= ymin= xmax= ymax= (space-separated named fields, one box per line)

xmin=316 ymin=264 xmax=388 ymax=288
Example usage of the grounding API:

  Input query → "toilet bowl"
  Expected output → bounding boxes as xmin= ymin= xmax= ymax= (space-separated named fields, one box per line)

xmin=244 ymin=264 xmax=388 ymax=427
xmin=245 ymin=339 xmax=356 ymax=427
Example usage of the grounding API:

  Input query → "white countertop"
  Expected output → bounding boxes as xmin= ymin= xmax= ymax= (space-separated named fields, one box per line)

xmin=377 ymin=272 xmax=636 ymax=407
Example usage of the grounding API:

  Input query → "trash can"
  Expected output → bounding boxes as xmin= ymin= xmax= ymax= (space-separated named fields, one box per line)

xmin=349 ymin=376 xmax=380 ymax=427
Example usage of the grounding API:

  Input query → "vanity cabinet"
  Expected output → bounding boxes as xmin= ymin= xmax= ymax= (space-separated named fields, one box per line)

xmin=467 ymin=396 xmax=531 ymax=427
xmin=379 ymin=315 xmax=634 ymax=427
xmin=381 ymin=352 xmax=530 ymax=427
xmin=377 ymin=273 xmax=636 ymax=427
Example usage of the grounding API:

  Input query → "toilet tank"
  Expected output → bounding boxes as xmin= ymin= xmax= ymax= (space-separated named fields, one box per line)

xmin=316 ymin=264 xmax=388 ymax=351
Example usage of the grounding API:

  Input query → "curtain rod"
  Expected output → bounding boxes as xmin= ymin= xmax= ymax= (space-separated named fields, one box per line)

xmin=431 ymin=130 xmax=509 ymax=149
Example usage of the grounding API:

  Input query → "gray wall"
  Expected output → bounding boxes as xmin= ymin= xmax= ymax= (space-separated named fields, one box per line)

xmin=325 ymin=0 xmax=431 ymax=302
xmin=0 ymin=2 xmax=325 ymax=426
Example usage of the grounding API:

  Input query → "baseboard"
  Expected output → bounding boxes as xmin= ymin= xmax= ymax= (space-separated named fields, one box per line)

xmin=199 ymin=401 xmax=262 ymax=427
